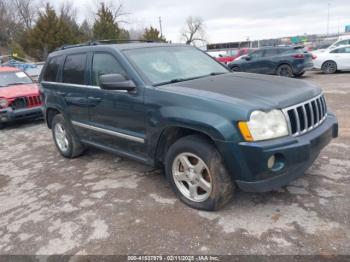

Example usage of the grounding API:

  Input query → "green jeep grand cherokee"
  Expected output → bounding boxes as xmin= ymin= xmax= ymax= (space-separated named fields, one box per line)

xmin=40 ymin=42 xmax=338 ymax=210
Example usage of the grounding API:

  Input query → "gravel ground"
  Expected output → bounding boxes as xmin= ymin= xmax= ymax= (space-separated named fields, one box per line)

xmin=0 ymin=71 xmax=349 ymax=256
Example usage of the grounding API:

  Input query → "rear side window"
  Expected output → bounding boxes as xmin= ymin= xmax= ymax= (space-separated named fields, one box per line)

xmin=332 ymin=47 xmax=350 ymax=54
xmin=92 ymin=53 xmax=126 ymax=86
xmin=263 ymin=49 xmax=280 ymax=57
xmin=62 ymin=53 xmax=87 ymax=85
xmin=43 ymin=56 xmax=63 ymax=82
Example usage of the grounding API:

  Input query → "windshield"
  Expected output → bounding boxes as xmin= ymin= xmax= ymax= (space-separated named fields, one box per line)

xmin=124 ymin=46 xmax=229 ymax=86
xmin=0 ymin=71 xmax=33 ymax=87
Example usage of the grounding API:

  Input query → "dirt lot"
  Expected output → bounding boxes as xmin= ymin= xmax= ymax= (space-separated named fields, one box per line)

xmin=0 ymin=71 xmax=349 ymax=256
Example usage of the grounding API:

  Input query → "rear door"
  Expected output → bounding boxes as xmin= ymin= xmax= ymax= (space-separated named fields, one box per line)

xmin=260 ymin=48 xmax=281 ymax=74
xmin=331 ymin=47 xmax=350 ymax=69
xmin=58 ymin=52 xmax=91 ymax=140
xmin=41 ymin=53 xmax=90 ymax=141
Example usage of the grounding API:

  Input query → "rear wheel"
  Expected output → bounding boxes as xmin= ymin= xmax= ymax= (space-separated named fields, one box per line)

xmin=165 ymin=135 xmax=234 ymax=211
xmin=322 ymin=60 xmax=337 ymax=74
xmin=276 ymin=64 xmax=293 ymax=77
xmin=52 ymin=114 xmax=84 ymax=158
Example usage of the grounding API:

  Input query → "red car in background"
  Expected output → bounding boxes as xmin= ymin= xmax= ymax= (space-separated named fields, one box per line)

xmin=0 ymin=66 xmax=43 ymax=128
xmin=216 ymin=48 xmax=253 ymax=64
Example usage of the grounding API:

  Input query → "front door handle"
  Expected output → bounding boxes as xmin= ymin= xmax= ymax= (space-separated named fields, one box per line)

xmin=88 ymin=96 xmax=102 ymax=102
xmin=56 ymin=91 xmax=66 ymax=96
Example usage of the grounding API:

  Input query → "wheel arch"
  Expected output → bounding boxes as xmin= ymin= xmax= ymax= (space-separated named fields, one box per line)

xmin=154 ymin=125 xmax=218 ymax=167
xmin=45 ymin=106 xmax=63 ymax=129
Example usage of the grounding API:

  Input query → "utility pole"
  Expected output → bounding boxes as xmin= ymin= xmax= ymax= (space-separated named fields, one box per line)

xmin=159 ymin=16 xmax=163 ymax=38
xmin=327 ymin=2 xmax=330 ymax=36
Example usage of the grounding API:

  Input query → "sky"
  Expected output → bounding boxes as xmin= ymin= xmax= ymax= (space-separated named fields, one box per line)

xmin=50 ymin=0 xmax=350 ymax=43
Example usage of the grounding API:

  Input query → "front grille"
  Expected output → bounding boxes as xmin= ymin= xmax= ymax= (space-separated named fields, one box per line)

xmin=10 ymin=95 xmax=42 ymax=110
xmin=25 ymin=95 xmax=42 ymax=107
xmin=282 ymin=94 xmax=327 ymax=136
xmin=11 ymin=97 xmax=27 ymax=109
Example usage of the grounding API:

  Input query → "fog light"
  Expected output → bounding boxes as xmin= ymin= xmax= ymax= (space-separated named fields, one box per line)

xmin=267 ymin=155 xmax=276 ymax=169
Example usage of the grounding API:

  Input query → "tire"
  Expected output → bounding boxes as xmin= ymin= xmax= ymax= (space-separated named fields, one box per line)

xmin=0 ymin=123 xmax=4 ymax=129
xmin=276 ymin=64 xmax=293 ymax=77
xmin=51 ymin=114 xmax=84 ymax=158
xmin=293 ymin=71 xmax=305 ymax=77
xmin=231 ymin=66 xmax=241 ymax=72
xmin=165 ymin=135 xmax=234 ymax=211
xmin=321 ymin=60 xmax=337 ymax=74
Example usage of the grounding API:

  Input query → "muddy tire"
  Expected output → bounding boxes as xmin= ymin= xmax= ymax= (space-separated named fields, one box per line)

xmin=165 ymin=135 xmax=234 ymax=211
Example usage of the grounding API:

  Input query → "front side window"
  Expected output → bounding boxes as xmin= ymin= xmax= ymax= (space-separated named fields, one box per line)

xmin=250 ymin=50 xmax=264 ymax=58
xmin=0 ymin=71 xmax=33 ymax=87
xmin=62 ymin=53 xmax=87 ymax=85
xmin=124 ymin=46 xmax=228 ymax=86
xmin=92 ymin=53 xmax=126 ymax=86
xmin=43 ymin=56 xmax=63 ymax=82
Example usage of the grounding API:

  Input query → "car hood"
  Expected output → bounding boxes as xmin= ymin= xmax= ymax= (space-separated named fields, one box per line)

xmin=160 ymin=72 xmax=321 ymax=110
xmin=0 ymin=83 xmax=39 ymax=99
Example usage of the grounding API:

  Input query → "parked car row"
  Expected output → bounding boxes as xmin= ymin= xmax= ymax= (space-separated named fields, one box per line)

xmin=208 ymin=38 xmax=350 ymax=77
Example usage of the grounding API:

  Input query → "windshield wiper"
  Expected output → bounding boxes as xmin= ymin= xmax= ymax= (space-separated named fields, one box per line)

xmin=154 ymin=72 xmax=227 ymax=87
xmin=209 ymin=72 xmax=226 ymax=76
xmin=154 ymin=76 xmax=200 ymax=86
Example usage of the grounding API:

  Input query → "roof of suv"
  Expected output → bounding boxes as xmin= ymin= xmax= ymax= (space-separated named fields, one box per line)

xmin=50 ymin=42 xmax=185 ymax=57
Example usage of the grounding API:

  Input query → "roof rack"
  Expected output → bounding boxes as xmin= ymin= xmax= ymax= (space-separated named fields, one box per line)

xmin=55 ymin=39 xmax=155 ymax=51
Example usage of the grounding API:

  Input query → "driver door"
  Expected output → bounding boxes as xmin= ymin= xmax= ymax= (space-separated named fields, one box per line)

xmin=243 ymin=50 xmax=266 ymax=73
xmin=85 ymin=51 xmax=147 ymax=157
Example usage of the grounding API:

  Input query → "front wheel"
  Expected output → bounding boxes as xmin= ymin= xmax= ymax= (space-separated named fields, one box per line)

xmin=322 ymin=60 xmax=337 ymax=74
xmin=276 ymin=64 xmax=293 ymax=77
xmin=231 ymin=66 xmax=241 ymax=72
xmin=52 ymin=114 xmax=84 ymax=158
xmin=165 ymin=135 xmax=234 ymax=211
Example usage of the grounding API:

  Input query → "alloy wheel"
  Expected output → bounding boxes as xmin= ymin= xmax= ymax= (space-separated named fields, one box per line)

xmin=54 ymin=123 xmax=69 ymax=152
xmin=172 ymin=152 xmax=212 ymax=202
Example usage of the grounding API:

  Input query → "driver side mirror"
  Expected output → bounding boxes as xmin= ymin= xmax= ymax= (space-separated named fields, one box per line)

xmin=99 ymin=74 xmax=136 ymax=91
xmin=245 ymin=55 xmax=252 ymax=61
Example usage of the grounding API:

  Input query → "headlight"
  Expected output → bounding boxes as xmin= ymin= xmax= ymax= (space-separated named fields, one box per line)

xmin=0 ymin=98 xmax=9 ymax=108
xmin=239 ymin=110 xmax=289 ymax=141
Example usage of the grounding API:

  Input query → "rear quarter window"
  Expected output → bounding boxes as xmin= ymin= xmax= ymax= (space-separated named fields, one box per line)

xmin=43 ymin=56 xmax=63 ymax=82
xmin=62 ymin=53 xmax=87 ymax=85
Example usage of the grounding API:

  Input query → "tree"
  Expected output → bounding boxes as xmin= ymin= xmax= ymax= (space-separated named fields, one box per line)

xmin=0 ymin=0 xmax=23 ymax=46
xmin=141 ymin=26 xmax=166 ymax=42
xmin=93 ymin=2 xmax=129 ymax=40
xmin=181 ymin=16 xmax=207 ymax=46
xmin=13 ymin=0 xmax=36 ymax=30
xmin=78 ymin=19 xmax=93 ymax=42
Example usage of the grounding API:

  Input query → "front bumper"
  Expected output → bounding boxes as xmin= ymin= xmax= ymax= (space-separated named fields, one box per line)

xmin=0 ymin=106 xmax=43 ymax=123
xmin=216 ymin=113 xmax=338 ymax=192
